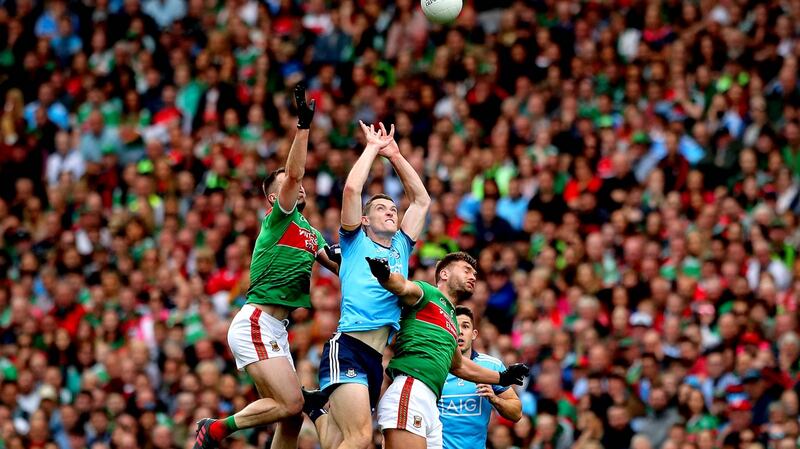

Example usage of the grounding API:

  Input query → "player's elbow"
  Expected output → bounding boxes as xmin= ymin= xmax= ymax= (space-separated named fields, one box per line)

xmin=343 ymin=180 xmax=360 ymax=195
xmin=506 ymin=408 xmax=523 ymax=422
xmin=413 ymin=193 xmax=431 ymax=209
xmin=284 ymin=168 xmax=304 ymax=182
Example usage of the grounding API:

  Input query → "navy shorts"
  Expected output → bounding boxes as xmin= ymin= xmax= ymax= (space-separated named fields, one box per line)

xmin=318 ymin=332 xmax=384 ymax=409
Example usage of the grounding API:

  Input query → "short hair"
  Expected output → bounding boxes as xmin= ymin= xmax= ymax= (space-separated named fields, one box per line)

xmin=435 ymin=252 xmax=477 ymax=283
xmin=455 ymin=305 xmax=474 ymax=324
xmin=262 ymin=168 xmax=286 ymax=198
xmin=362 ymin=193 xmax=394 ymax=216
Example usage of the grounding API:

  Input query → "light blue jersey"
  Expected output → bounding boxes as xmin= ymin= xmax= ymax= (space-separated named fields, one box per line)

xmin=337 ymin=227 xmax=414 ymax=333
xmin=439 ymin=351 xmax=508 ymax=449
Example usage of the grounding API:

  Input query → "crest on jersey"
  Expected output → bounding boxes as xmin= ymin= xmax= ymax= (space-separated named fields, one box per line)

xmin=270 ymin=341 xmax=280 ymax=352
xmin=413 ymin=416 xmax=422 ymax=428
xmin=345 ymin=368 xmax=357 ymax=378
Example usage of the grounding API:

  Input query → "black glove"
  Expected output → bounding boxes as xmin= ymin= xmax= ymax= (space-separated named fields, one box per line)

xmin=498 ymin=363 xmax=528 ymax=387
xmin=294 ymin=84 xmax=316 ymax=129
xmin=365 ymin=257 xmax=391 ymax=283
xmin=324 ymin=244 xmax=341 ymax=265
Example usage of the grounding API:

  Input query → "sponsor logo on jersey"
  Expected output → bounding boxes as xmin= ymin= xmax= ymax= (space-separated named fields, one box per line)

xmin=438 ymin=393 xmax=483 ymax=416
xmin=413 ymin=416 xmax=422 ymax=428
xmin=416 ymin=302 xmax=458 ymax=340
xmin=345 ymin=368 xmax=357 ymax=378
xmin=277 ymin=222 xmax=318 ymax=254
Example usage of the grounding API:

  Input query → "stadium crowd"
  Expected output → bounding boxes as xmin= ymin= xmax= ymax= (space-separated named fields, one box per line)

xmin=2 ymin=0 xmax=800 ymax=448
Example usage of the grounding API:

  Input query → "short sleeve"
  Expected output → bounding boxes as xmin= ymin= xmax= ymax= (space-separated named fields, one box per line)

xmin=339 ymin=226 xmax=364 ymax=252
xmin=411 ymin=281 xmax=432 ymax=309
xmin=394 ymin=230 xmax=415 ymax=260
xmin=263 ymin=206 xmax=295 ymax=235
xmin=315 ymin=230 xmax=328 ymax=255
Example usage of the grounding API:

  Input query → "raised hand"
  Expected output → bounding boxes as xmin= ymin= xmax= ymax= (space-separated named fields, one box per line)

xmin=294 ymin=84 xmax=316 ymax=129
xmin=359 ymin=121 xmax=394 ymax=149
xmin=377 ymin=122 xmax=400 ymax=158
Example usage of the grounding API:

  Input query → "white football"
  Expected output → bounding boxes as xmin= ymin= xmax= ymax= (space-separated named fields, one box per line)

xmin=421 ymin=0 xmax=463 ymax=24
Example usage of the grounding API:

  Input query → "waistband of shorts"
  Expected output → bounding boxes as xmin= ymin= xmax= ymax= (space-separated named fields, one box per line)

xmin=391 ymin=374 xmax=437 ymax=398
xmin=243 ymin=304 xmax=290 ymax=328
xmin=333 ymin=332 xmax=383 ymax=358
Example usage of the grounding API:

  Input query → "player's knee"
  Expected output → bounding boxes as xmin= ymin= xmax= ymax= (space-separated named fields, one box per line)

xmin=284 ymin=396 xmax=304 ymax=416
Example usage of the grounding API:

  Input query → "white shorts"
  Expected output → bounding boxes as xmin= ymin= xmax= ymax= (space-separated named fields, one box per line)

xmin=227 ymin=304 xmax=294 ymax=371
xmin=377 ymin=375 xmax=442 ymax=449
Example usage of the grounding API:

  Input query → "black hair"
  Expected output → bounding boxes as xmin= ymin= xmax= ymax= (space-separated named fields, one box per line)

xmin=435 ymin=252 xmax=477 ymax=283
xmin=455 ymin=305 xmax=474 ymax=324
xmin=262 ymin=168 xmax=286 ymax=199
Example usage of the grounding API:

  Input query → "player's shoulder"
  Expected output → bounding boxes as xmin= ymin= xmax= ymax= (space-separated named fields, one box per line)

xmin=474 ymin=353 xmax=504 ymax=368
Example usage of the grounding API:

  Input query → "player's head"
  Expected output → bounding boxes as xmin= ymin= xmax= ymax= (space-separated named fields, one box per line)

xmin=262 ymin=168 xmax=306 ymax=211
xmin=361 ymin=193 xmax=398 ymax=236
xmin=455 ymin=305 xmax=478 ymax=355
xmin=435 ymin=252 xmax=477 ymax=302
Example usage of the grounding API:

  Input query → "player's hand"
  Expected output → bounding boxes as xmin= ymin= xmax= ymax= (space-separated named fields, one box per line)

xmin=359 ymin=121 xmax=394 ymax=148
xmin=498 ymin=363 xmax=528 ymax=387
xmin=294 ymin=84 xmax=316 ymax=129
xmin=365 ymin=257 xmax=391 ymax=283
xmin=377 ymin=122 xmax=400 ymax=158
xmin=324 ymin=244 xmax=341 ymax=265
xmin=476 ymin=384 xmax=498 ymax=404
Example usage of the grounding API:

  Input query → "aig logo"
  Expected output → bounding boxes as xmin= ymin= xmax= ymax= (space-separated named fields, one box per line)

xmin=439 ymin=394 xmax=482 ymax=416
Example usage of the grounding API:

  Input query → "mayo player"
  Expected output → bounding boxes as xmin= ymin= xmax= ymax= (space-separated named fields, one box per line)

xmin=365 ymin=253 xmax=528 ymax=449
xmin=193 ymin=86 xmax=339 ymax=449
xmin=438 ymin=306 xmax=522 ymax=449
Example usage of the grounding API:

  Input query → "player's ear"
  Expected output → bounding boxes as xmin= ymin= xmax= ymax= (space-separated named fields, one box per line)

xmin=361 ymin=215 xmax=369 ymax=226
xmin=440 ymin=268 xmax=449 ymax=281
xmin=471 ymin=329 xmax=478 ymax=341
xmin=267 ymin=193 xmax=277 ymax=205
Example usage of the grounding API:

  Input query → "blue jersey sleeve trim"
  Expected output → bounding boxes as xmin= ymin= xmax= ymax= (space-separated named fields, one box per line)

xmin=399 ymin=229 xmax=416 ymax=245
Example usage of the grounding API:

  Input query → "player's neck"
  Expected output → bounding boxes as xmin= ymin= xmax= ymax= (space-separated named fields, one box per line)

xmin=437 ymin=283 xmax=456 ymax=305
xmin=366 ymin=228 xmax=393 ymax=248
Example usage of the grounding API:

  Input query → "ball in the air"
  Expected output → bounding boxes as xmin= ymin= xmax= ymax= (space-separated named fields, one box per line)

xmin=421 ymin=0 xmax=463 ymax=24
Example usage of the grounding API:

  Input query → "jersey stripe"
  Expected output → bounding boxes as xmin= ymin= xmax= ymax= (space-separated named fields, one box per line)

xmin=397 ymin=377 xmax=414 ymax=429
xmin=249 ymin=309 xmax=269 ymax=360
xmin=416 ymin=301 xmax=458 ymax=340
xmin=276 ymin=222 xmax=319 ymax=254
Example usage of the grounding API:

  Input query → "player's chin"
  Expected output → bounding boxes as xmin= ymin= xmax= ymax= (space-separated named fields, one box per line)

xmin=297 ymin=198 xmax=307 ymax=211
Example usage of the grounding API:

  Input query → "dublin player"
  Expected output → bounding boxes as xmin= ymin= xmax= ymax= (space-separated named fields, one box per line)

xmin=307 ymin=122 xmax=431 ymax=449
xmin=439 ymin=306 xmax=522 ymax=449
xmin=193 ymin=85 xmax=339 ymax=449
xmin=365 ymin=253 xmax=528 ymax=449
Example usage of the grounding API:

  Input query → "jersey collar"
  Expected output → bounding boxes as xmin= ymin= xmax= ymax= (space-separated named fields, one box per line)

xmin=470 ymin=349 xmax=479 ymax=360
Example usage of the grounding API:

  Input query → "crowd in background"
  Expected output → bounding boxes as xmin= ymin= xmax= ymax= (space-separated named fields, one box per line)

xmin=2 ymin=0 xmax=800 ymax=448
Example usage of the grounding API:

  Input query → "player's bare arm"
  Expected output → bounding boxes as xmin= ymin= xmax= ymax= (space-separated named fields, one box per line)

xmin=277 ymin=84 xmax=315 ymax=212
xmin=476 ymin=384 xmax=522 ymax=422
xmin=341 ymin=122 xmax=394 ymax=230
xmin=365 ymin=257 xmax=422 ymax=306
xmin=450 ymin=347 xmax=528 ymax=387
xmin=377 ymin=123 xmax=431 ymax=240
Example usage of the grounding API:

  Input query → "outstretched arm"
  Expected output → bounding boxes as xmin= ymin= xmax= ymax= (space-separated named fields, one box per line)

xmin=341 ymin=122 xmax=394 ymax=231
xmin=378 ymin=128 xmax=431 ymax=240
xmin=450 ymin=348 xmax=528 ymax=387
xmin=365 ymin=257 xmax=422 ymax=305
xmin=277 ymin=85 xmax=315 ymax=212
